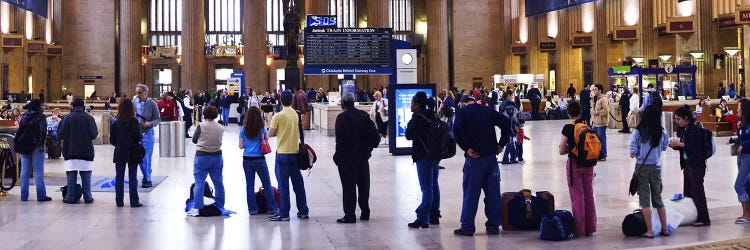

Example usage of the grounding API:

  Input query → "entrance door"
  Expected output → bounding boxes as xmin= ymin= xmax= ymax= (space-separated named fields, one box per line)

xmin=84 ymin=85 xmax=96 ymax=98
xmin=153 ymin=67 xmax=173 ymax=97
xmin=215 ymin=66 xmax=234 ymax=91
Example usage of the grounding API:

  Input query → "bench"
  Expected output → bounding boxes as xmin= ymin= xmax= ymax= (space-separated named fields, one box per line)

xmin=700 ymin=122 xmax=734 ymax=137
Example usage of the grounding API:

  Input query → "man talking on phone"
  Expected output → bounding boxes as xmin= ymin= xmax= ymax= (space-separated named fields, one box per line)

xmin=134 ymin=84 xmax=161 ymax=188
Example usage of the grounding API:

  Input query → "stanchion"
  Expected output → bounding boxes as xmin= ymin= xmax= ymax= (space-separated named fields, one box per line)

xmin=0 ymin=138 xmax=17 ymax=194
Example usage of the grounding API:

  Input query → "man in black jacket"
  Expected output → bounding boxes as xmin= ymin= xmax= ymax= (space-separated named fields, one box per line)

xmin=567 ymin=84 xmax=577 ymax=99
xmin=619 ymin=88 xmax=632 ymax=133
xmin=333 ymin=93 xmax=380 ymax=223
xmin=58 ymin=98 xmax=98 ymax=204
xmin=527 ymin=84 xmax=542 ymax=120
xmin=580 ymin=84 xmax=592 ymax=125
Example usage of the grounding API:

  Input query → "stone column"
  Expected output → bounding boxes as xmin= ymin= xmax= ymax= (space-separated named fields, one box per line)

xmin=119 ymin=0 xmax=142 ymax=95
xmin=304 ymin=0 xmax=329 ymax=91
xmin=244 ymin=0 xmax=268 ymax=92
xmin=427 ymin=0 xmax=449 ymax=91
xmin=592 ymin=0 xmax=608 ymax=89
xmin=181 ymin=0 xmax=206 ymax=92
xmin=367 ymin=0 xmax=389 ymax=89
xmin=556 ymin=9 xmax=574 ymax=94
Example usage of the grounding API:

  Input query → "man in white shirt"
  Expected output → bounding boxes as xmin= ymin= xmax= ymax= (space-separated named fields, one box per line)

xmin=183 ymin=90 xmax=194 ymax=137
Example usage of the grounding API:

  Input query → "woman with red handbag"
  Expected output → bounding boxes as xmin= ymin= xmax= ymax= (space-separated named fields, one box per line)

xmin=240 ymin=106 xmax=278 ymax=215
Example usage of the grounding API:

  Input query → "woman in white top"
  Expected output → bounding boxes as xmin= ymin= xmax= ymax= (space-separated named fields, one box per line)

xmin=629 ymin=88 xmax=641 ymax=115
xmin=695 ymin=98 xmax=706 ymax=115
xmin=369 ymin=91 xmax=388 ymax=144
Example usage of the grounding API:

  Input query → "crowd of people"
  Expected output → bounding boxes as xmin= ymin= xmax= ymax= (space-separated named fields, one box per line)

xmin=10 ymin=81 xmax=750 ymax=242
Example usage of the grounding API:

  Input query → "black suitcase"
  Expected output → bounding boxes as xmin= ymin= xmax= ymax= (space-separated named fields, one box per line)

xmin=622 ymin=209 xmax=647 ymax=236
xmin=45 ymin=135 xmax=61 ymax=159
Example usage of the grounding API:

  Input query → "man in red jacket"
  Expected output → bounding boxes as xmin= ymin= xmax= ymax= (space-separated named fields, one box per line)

xmin=157 ymin=92 xmax=177 ymax=121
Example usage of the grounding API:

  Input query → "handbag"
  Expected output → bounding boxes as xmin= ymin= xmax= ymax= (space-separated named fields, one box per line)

xmin=731 ymin=143 xmax=741 ymax=156
xmin=629 ymin=145 xmax=655 ymax=196
xmin=261 ymin=138 xmax=272 ymax=155
xmin=627 ymin=112 xmax=640 ymax=128
xmin=296 ymin=111 xmax=316 ymax=170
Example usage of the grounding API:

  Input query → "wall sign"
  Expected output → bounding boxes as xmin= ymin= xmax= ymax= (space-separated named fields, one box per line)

xmin=572 ymin=35 xmax=593 ymax=46
xmin=539 ymin=42 xmax=556 ymax=51
xmin=736 ymin=8 xmax=750 ymax=24
xmin=76 ymin=76 xmax=103 ymax=80
xmin=613 ymin=27 xmax=638 ymax=40
xmin=26 ymin=41 xmax=45 ymax=53
xmin=303 ymin=28 xmax=393 ymax=75
xmin=46 ymin=45 xmax=63 ymax=56
xmin=511 ymin=45 xmax=527 ymax=54
xmin=666 ymin=17 xmax=695 ymax=33
xmin=1 ymin=34 xmax=22 ymax=48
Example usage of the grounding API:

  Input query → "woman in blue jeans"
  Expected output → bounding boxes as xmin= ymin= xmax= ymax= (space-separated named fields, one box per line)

xmin=18 ymin=99 xmax=51 ymax=202
xmin=405 ymin=92 xmax=441 ymax=228
xmin=734 ymin=99 xmax=750 ymax=224
xmin=240 ymin=106 xmax=278 ymax=215
xmin=187 ymin=106 xmax=228 ymax=216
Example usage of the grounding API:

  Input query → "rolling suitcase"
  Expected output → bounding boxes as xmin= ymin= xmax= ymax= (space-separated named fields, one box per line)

xmin=501 ymin=189 xmax=555 ymax=230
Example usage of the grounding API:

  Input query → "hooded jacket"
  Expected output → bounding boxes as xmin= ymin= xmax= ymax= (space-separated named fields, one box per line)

xmin=57 ymin=107 xmax=98 ymax=161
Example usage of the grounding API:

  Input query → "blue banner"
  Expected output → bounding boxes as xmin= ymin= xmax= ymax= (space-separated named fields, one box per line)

xmin=1 ymin=0 xmax=47 ymax=18
xmin=525 ymin=0 xmax=597 ymax=17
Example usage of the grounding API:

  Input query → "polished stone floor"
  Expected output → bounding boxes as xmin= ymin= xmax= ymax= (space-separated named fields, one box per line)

xmin=1 ymin=119 xmax=749 ymax=249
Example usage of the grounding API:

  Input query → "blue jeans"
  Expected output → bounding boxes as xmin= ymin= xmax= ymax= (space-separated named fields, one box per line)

xmin=243 ymin=159 xmax=278 ymax=213
xmin=192 ymin=154 xmax=225 ymax=209
xmin=736 ymin=155 xmax=750 ymax=202
xmin=502 ymin=139 xmax=517 ymax=163
xmin=515 ymin=141 xmax=524 ymax=161
xmin=140 ymin=129 xmax=155 ymax=182
xmin=415 ymin=157 xmax=440 ymax=223
xmin=221 ymin=107 xmax=230 ymax=125
xmin=460 ymin=155 xmax=502 ymax=233
xmin=275 ymin=154 xmax=309 ymax=217
xmin=593 ymin=126 xmax=607 ymax=158
xmin=65 ymin=170 xmax=92 ymax=202
xmin=19 ymin=148 xmax=47 ymax=201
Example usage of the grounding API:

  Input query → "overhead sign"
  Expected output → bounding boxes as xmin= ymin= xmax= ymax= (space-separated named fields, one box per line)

xmin=303 ymin=28 xmax=393 ymax=75
xmin=76 ymin=76 xmax=103 ymax=80
xmin=540 ymin=41 xmax=556 ymax=51
xmin=613 ymin=27 xmax=638 ymax=40
xmin=736 ymin=7 xmax=750 ymax=24
xmin=306 ymin=15 xmax=337 ymax=28
xmin=667 ymin=17 xmax=695 ymax=33
xmin=525 ymin=0 xmax=598 ymax=17
xmin=1 ymin=0 xmax=47 ymax=18
xmin=511 ymin=45 xmax=527 ymax=54
xmin=1 ymin=34 xmax=22 ymax=48
xmin=26 ymin=41 xmax=44 ymax=53
xmin=572 ymin=35 xmax=593 ymax=46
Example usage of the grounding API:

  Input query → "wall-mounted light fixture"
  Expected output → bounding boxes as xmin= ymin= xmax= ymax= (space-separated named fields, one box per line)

xmin=658 ymin=54 xmax=672 ymax=62
xmin=416 ymin=20 xmax=427 ymax=36
xmin=238 ymin=55 xmax=244 ymax=66
xmin=547 ymin=11 xmax=558 ymax=39
xmin=266 ymin=56 xmax=273 ymax=66
xmin=623 ymin=0 xmax=639 ymax=26
xmin=176 ymin=56 xmax=182 ymax=65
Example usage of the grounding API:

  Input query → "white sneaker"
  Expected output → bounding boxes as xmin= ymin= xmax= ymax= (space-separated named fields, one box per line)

xmin=187 ymin=208 xmax=199 ymax=217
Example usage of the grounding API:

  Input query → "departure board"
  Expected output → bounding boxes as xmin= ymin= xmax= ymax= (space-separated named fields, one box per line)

xmin=303 ymin=27 xmax=393 ymax=75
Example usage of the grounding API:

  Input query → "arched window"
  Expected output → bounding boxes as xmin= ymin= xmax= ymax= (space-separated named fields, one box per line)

xmin=148 ymin=0 xmax=182 ymax=47
xmin=205 ymin=0 xmax=242 ymax=47
xmin=328 ymin=0 xmax=357 ymax=28
xmin=267 ymin=0 xmax=284 ymax=46
xmin=389 ymin=0 xmax=413 ymax=42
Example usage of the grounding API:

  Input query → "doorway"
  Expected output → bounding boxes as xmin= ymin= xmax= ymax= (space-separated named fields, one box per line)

xmin=84 ymin=85 xmax=96 ymax=98
xmin=215 ymin=65 xmax=234 ymax=91
xmin=153 ymin=67 xmax=173 ymax=97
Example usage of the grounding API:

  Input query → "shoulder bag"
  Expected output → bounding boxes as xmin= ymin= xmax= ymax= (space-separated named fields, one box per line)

xmin=628 ymin=145 xmax=655 ymax=196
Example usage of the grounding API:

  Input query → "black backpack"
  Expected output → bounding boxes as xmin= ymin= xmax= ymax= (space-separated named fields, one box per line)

xmin=61 ymin=184 xmax=83 ymax=201
xmin=622 ymin=209 xmax=647 ymax=236
xmin=14 ymin=114 xmax=43 ymax=154
xmin=649 ymin=91 xmax=663 ymax=111
xmin=540 ymin=210 xmax=575 ymax=241
xmin=415 ymin=113 xmax=456 ymax=160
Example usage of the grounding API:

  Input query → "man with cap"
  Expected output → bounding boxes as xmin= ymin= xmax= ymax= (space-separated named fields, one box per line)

xmin=453 ymin=91 xmax=512 ymax=236
xmin=134 ymin=84 xmax=161 ymax=188
xmin=58 ymin=98 xmax=98 ymax=204
xmin=268 ymin=90 xmax=309 ymax=221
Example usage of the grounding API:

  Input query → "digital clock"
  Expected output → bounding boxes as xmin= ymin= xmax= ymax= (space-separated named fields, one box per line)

xmin=307 ymin=15 xmax=337 ymax=28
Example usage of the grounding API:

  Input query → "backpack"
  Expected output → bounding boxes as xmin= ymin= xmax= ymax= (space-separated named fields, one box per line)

xmin=415 ymin=113 xmax=456 ymax=160
xmin=570 ymin=122 xmax=601 ymax=167
xmin=649 ymin=91 xmax=663 ymax=111
xmin=14 ymin=114 xmax=43 ymax=154
xmin=540 ymin=210 xmax=575 ymax=241
xmin=61 ymin=184 xmax=83 ymax=202
xmin=699 ymin=126 xmax=716 ymax=159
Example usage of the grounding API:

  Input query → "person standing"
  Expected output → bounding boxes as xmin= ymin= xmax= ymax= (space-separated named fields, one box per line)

xmin=734 ymin=99 xmax=750 ymax=224
xmin=240 ymin=106 xmax=278 ymax=215
xmin=268 ymin=90 xmax=309 ymax=221
xmin=619 ymin=87 xmax=633 ymax=133
xmin=194 ymin=91 xmax=205 ymax=122
xmin=183 ymin=90 xmax=194 ymax=137
xmin=527 ymin=84 xmax=542 ymax=120
xmin=261 ymin=92 xmax=276 ymax=125
xmin=369 ymin=91 xmax=389 ymax=145
xmin=591 ymin=84 xmax=610 ymax=161
xmin=452 ymin=95 xmax=511 ymax=236
xmin=500 ymin=91 xmax=519 ymax=164
xmin=405 ymin=92 xmax=441 ymax=228
xmin=558 ymin=101 xmax=597 ymax=237
xmin=17 ymin=99 xmax=51 ymax=202
xmin=630 ymin=105 xmax=670 ymax=238
xmin=110 ymin=98 xmax=143 ymax=208
xmin=670 ymin=106 xmax=711 ymax=227
xmin=718 ymin=83 xmax=727 ymax=98
xmin=157 ymin=92 xmax=177 ymax=121
xmin=134 ymin=84 xmax=161 ymax=188
xmin=580 ymin=84 xmax=592 ymax=125
xmin=187 ymin=106 xmax=228 ymax=216
xmin=333 ymin=93 xmax=380 ymax=223
xmin=567 ymin=84 xmax=577 ymax=99
xmin=58 ymin=98 xmax=98 ymax=204
xmin=219 ymin=91 xmax=231 ymax=125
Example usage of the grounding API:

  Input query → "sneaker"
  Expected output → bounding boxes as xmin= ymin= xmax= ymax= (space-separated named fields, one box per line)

xmin=269 ymin=215 xmax=290 ymax=221
xmin=453 ymin=229 xmax=474 ymax=236
xmin=297 ymin=213 xmax=310 ymax=219
xmin=187 ymin=208 xmax=200 ymax=217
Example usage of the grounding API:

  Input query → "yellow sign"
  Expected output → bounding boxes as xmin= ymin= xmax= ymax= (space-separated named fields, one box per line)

xmin=214 ymin=46 xmax=239 ymax=57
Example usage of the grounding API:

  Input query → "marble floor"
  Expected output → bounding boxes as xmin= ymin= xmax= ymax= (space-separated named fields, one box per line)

xmin=1 ymin=119 xmax=749 ymax=249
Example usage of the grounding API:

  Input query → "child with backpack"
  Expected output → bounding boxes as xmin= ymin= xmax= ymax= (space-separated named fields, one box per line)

xmin=558 ymin=101 xmax=598 ymax=237
xmin=515 ymin=119 xmax=530 ymax=162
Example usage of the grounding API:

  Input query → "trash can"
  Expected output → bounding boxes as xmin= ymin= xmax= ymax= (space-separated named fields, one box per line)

xmin=662 ymin=112 xmax=674 ymax=137
xmin=159 ymin=121 xmax=186 ymax=157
